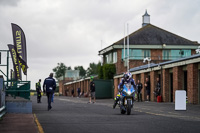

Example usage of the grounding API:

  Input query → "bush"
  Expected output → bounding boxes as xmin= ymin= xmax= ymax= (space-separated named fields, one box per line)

xmin=98 ymin=64 xmax=116 ymax=80
xmin=98 ymin=65 xmax=103 ymax=79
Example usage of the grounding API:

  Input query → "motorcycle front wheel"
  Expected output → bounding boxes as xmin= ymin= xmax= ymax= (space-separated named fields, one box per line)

xmin=127 ymin=100 xmax=131 ymax=115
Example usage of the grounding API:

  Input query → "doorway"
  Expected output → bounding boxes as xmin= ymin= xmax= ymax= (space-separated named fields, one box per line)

xmin=183 ymin=71 xmax=187 ymax=95
xmin=169 ymin=73 xmax=173 ymax=102
xmin=198 ymin=71 xmax=200 ymax=104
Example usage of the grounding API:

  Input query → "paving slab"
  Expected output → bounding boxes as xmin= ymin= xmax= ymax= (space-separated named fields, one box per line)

xmin=0 ymin=113 xmax=39 ymax=133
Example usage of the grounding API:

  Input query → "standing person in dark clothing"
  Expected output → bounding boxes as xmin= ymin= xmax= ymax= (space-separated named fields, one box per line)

xmin=154 ymin=77 xmax=161 ymax=98
xmin=71 ymin=88 xmax=74 ymax=97
xmin=43 ymin=73 xmax=56 ymax=111
xmin=145 ymin=77 xmax=150 ymax=101
xmin=36 ymin=79 xmax=42 ymax=103
xmin=77 ymin=87 xmax=81 ymax=98
xmin=88 ymin=76 xmax=95 ymax=103
xmin=136 ymin=79 xmax=143 ymax=102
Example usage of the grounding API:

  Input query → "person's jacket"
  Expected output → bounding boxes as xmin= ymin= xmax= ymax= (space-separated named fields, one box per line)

xmin=145 ymin=81 xmax=150 ymax=90
xmin=90 ymin=81 xmax=95 ymax=92
xmin=36 ymin=82 xmax=41 ymax=93
xmin=118 ymin=78 xmax=136 ymax=91
xmin=137 ymin=82 xmax=143 ymax=93
xmin=43 ymin=77 xmax=56 ymax=93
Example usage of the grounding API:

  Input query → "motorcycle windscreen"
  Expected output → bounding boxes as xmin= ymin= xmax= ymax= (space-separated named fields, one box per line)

xmin=123 ymin=83 xmax=135 ymax=93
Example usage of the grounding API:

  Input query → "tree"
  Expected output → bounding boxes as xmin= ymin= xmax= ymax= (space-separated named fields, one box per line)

xmin=97 ymin=64 xmax=116 ymax=80
xmin=74 ymin=66 xmax=86 ymax=77
xmin=86 ymin=62 xmax=101 ymax=76
xmin=53 ymin=63 xmax=71 ymax=95
xmin=52 ymin=63 xmax=70 ymax=80
xmin=98 ymin=65 xmax=103 ymax=79
xmin=102 ymin=64 xmax=116 ymax=79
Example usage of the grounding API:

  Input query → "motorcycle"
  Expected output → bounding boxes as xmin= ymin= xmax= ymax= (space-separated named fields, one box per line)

xmin=118 ymin=82 xmax=135 ymax=115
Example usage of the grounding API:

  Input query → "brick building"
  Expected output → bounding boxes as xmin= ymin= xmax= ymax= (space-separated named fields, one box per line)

xmin=99 ymin=10 xmax=199 ymax=75
xmin=99 ymin=10 xmax=200 ymax=104
xmin=62 ymin=11 xmax=200 ymax=104
xmin=59 ymin=70 xmax=79 ymax=95
xmin=114 ymin=54 xmax=200 ymax=104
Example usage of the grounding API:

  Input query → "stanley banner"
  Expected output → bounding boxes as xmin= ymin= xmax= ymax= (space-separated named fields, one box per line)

xmin=8 ymin=44 xmax=21 ymax=80
xmin=11 ymin=23 xmax=28 ymax=75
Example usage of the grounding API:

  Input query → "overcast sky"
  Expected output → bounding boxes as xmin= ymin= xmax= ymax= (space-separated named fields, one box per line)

xmin=0 ymin=0 xmax=200 ymax=89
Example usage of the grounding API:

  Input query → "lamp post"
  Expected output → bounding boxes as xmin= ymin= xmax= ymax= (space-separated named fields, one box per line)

xmin=143 ymin=57 xmax=151 ymax=68
xmin=162 ymin=44 xmax=166 ymax=60
xmin=127 ymin=23 xmax=129 ymax=72
xmin=195 ymin=46 xmax=200 ymax=54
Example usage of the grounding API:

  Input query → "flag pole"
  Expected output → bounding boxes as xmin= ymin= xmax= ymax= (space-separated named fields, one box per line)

xmin=127 ymin=23 xmax=129 ymax=72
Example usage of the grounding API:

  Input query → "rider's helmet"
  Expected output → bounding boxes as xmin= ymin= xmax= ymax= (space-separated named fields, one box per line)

xmin=127 ymin=72 xmax=132 ymax=79
xmin=90 ymin=76 xmax=94 ymax=81
xmin=123 ymin=72 xmax=129 ymax=82
xmin=123 ymin=72 xmax=132 ymax=82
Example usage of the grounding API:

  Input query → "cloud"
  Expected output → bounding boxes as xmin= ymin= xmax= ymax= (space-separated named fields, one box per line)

xmin=0 ymin=0 xmax=200 ymax=89
xmin=0 ymin=0 xmax=21 ymax=7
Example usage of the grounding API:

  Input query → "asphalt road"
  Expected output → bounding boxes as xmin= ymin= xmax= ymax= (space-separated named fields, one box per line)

xmin=32 ymin=96 xmax=200 ymax=133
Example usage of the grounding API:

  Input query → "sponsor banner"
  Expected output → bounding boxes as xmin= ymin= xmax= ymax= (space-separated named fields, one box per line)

xmin=11 ymin=23 xmax=28 ymax=75
xmin=7 ymin=44 xmax=21 ymax=80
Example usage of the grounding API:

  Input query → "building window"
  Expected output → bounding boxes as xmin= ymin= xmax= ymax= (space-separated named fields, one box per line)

xmin=122 ymin=49 xmax=150 ymax=60
xmin=143 ymin=50 xmax=151 ymax=58
xmin=108 ymin=53 xmax=112 ymax=63
xmin=181 ymin=50 xmax=191 ymax=57
xmin=163 ymin=50 xmax=170 ymax=60
xmin=113 ymin=52 xmax=117 ymax=63
xmin=163 ymin=50 xmax=191 ymax=60
xmin=130 ymin=49 xmax=142 ymax=59
xmin=105 ymin=55 xmax=108 ymax=63
xmin=121 ymin=49 xmax=131 ymax=60
xmin=171 ymin=50 xmax=180 ymax=60
xmin=105 ymin=52 xmax=114 ymax=64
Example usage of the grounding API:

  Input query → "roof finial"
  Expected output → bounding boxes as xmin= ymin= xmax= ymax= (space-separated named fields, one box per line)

xmin=142 ymin=10 xmax=150 ymax=27
xmin=143 ymin=9 xmax=150 ymax=16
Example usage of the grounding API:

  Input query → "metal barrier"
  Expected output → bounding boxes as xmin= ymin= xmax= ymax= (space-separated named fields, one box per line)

xmin=0 ymin=76 xmax=6 ymax=118
xmin=5 ymin=80 xmax=31 ymax=100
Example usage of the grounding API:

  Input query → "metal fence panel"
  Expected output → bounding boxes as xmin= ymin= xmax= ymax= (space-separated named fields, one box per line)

xmin=94 ymin=79 xmax=113 ymax=99
xmin=5 ymin=80 xmax=31 ymax=100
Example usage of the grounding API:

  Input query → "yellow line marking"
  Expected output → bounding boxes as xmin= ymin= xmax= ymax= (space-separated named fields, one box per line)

xmin=34 ymin=114 xmax=44 ymax=133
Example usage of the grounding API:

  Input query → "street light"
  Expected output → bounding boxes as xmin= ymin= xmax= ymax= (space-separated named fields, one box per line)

xmin=163 ymin=44 xmax=166 ymax=48
xmin=195 ymin=46 xmax=200 ymax=54
xmin=143 ymin=57 xmax=151 ymax=68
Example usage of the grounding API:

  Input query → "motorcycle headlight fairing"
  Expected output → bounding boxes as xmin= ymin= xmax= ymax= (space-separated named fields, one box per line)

xmin=127 ymin=91 xmax=131 ymax=95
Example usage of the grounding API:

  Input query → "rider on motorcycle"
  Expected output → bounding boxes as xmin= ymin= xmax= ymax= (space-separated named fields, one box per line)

xmin=113 ymin=72 xmax=136 ymax=109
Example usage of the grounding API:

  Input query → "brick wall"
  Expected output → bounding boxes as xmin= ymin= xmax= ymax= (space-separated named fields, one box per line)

xmin=150 ymin=71 xmax=159 ymax=101
xmin=162 ymin=69 xmax=170 ymax=102
xmin=191 ymin=49 xmax=196 ymax=55
xmin=187 ymin=63 xmax=198 ymax=104
xmin=173 ymin=66 xmax=183 ymax=102
xmin=141 ymin=73 xmax=149 ymax=101
xmin=116 ymin=49 xmax=127 ymax=74
xmin=151 ymin=49 xmax=162 ymax=61
xmin=114 ymin=78 xmax=119 ymax=97
xmin=115 ymin=49 xmax=165 ymax=74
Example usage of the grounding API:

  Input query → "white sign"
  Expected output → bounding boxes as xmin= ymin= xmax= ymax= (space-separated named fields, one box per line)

xmin=175 ymin=90 xmax=186 ymax=110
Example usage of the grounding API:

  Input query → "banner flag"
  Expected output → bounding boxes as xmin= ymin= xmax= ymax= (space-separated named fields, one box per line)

xmin=8 ymin=44 xmax=21 ymax=80
xmin=11 ymin=23 xmax=28 ymax=75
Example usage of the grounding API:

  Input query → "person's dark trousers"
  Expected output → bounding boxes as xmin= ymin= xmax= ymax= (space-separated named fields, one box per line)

xmin=46 ymin=92 xmax=53 ymax=110
xmin=37 ymin=92 xmax=41 ymax=103
xmin=138 ymin=92 xmax=142 ymax=102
